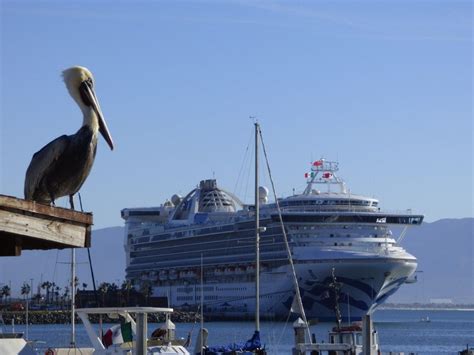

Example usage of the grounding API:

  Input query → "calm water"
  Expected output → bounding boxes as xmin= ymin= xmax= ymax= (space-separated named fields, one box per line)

xmin=9 ymin=309 xmax=474 ymax=354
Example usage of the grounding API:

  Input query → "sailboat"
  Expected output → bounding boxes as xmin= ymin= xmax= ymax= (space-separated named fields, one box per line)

xmin=0 ymin=313 xmax=37 ymax=355
xmin=195 ymin=123 xmax=267 ymax=355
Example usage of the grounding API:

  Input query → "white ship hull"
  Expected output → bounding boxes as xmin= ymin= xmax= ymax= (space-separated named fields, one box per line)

xmin=152 ymin=255 xmax=417 ymax=321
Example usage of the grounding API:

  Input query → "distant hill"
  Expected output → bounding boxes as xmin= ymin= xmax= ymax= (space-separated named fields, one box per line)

xmin=390 ymin=218 xmax=473 ymax=304
xmin=1 ymin=219 xmax=472 ymax=303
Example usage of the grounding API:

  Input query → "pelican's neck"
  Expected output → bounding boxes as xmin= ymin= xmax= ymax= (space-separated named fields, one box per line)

xmin=82 ymin=107 xmax=99 ymax=135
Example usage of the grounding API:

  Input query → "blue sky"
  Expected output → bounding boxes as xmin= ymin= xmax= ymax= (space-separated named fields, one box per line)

xmin=1 ymin=0 xmax=472 ymax=229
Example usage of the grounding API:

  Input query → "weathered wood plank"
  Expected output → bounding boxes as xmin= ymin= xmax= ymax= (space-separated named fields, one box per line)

xmin=0 ymin=209 xmax=87 ymax=248
xmin=0 ymin=194 xmax=92 ymax=225
xmin=0 ymin=194 xmax=93 ymax=255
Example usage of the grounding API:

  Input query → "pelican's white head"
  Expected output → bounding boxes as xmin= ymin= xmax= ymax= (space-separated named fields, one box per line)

xmin=62 ymin=66 xmax=95 ymax=104
xmin=62 ymin=66 xmax=114 ymax=150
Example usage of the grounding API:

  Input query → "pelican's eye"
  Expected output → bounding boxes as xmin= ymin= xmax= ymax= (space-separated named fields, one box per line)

xmin=79 ymin=79 xmax=95 ymax=107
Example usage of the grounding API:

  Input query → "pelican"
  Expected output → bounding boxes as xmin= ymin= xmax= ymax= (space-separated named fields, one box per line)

xmin=24 ymin=66 xmax=114 ymax=207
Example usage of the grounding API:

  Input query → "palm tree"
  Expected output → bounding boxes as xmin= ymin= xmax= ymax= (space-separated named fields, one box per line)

xmin=54 ymin=286 xmax=61 ymax=306
xmin=98 ymin=282 xmax=110 ymax=306
xmin=139 ymin=281 xmax=152 ymax=306
xmin=2 ymin=285 xmax=11 ymax=305
xmin=41 ymin=281 xmax=52 ymax=304
xmin=121 ymin=280 xmax=132 ymax=306
xmin=40 ymin=282 xmax=47 ymax=302
xmin=21 ymin=283 xmax=31 ymax=318
xmin=50 ymin=282 xmax=56 ymax=304
xmin=21 ymin=282 xmax=31 ymax=300
xmin=109 ymin=283 xmax=119 ymax=292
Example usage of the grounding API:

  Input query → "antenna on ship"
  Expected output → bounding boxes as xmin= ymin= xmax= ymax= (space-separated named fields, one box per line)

xmin=303 ymin=159 xmax=345 ymax=195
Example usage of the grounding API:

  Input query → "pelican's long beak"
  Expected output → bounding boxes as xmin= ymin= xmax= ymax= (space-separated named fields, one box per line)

xmin=80 ymin=81 xmax=114 ymax=150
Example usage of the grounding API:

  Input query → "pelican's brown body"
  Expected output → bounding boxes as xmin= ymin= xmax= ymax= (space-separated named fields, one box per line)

xmin=25 ymin=126 xmax=97 ymax=204
xmin=24 ymin=66 xmax=113 ymax=205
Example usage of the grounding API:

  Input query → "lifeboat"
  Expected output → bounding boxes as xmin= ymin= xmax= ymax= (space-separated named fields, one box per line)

xmin=186 ymin=271 xmax=197 ymax=278
xmin=224 ymin=267 xmax=235 ymax=275
xmin=158 ymin=270 xmax=168 ymax=281
xmin=169 ymin=270 xmax=178 ymax=280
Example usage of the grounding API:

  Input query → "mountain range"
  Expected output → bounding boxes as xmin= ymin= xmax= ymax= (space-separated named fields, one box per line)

xmin=0 ymin=219 xmax=472 ymax=303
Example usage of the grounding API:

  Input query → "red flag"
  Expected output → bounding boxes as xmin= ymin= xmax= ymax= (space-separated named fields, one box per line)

xmin=304 ymin=173 xmax=309 ymax=178
xmin=322 ymin=172 xmax=332 ymax=179
xmin=313 ymin=160 xmax=323 ymax=167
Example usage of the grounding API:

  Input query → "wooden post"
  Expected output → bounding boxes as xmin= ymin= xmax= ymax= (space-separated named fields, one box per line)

xmin=136 ymin=312 xmax=147 ymax=355
xmin=363 ymin=314 xmax=374 ymax=355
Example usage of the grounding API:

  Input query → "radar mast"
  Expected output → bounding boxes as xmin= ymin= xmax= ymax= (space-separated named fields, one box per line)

xmin=303 ymin=159 xmax=347 ymax=195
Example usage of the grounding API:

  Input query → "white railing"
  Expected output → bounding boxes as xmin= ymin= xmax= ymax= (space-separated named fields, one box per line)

xmin=278 ymin=207 xmax=416 ymax=215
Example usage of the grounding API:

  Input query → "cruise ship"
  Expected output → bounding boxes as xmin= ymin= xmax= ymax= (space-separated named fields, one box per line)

xmin=121 ymin=160 xmax=423 ymax=321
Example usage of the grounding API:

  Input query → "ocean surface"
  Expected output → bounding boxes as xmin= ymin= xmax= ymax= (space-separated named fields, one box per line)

xmin=8 ymin=309 xmax=474 ymax=354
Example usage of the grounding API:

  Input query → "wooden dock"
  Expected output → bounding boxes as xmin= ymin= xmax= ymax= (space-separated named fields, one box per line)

xmin=0 ymin=194 xmax=93 ymax=256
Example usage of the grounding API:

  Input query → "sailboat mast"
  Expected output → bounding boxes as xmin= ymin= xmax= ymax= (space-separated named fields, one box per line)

xmin=200 ymin=254 xmax=204 ymax=355
xmin=254 ymin=122 xmax=260 ymax=332
xmin=71 ymin=248 xmax=76 ymax=346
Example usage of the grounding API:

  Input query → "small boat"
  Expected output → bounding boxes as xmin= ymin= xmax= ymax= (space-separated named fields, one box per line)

xmin=293 ymin=320 xmax=380 ymax=355
xmin=328 ymin=322 xmax=379 ymax=355
xmin=0 ymin=332 xmax=37 ymax=355
xmin=50 ymin=307 xmax=190 ymax=355
xmin=420 ymin=316 xmax=431 ymax=323
xmin=0 ymin=314 xmax=37 ymax=355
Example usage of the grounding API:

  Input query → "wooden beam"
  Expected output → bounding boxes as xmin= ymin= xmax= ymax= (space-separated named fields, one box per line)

xmin=0 ymin=195 xmax=92 ymax=225
xmin=0 ymin=233 xmax=22 ymax=256
xmin=0 ymin=194 xmax=93 ymax=256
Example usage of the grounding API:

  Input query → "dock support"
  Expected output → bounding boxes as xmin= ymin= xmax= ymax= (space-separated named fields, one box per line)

xmin=362 ymin=314 xmax=374 ymax=355
xmin=136 ymin=312 xmax=147 ymax=355
xmin=292 ymin=317 xmax=308 ymax=355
